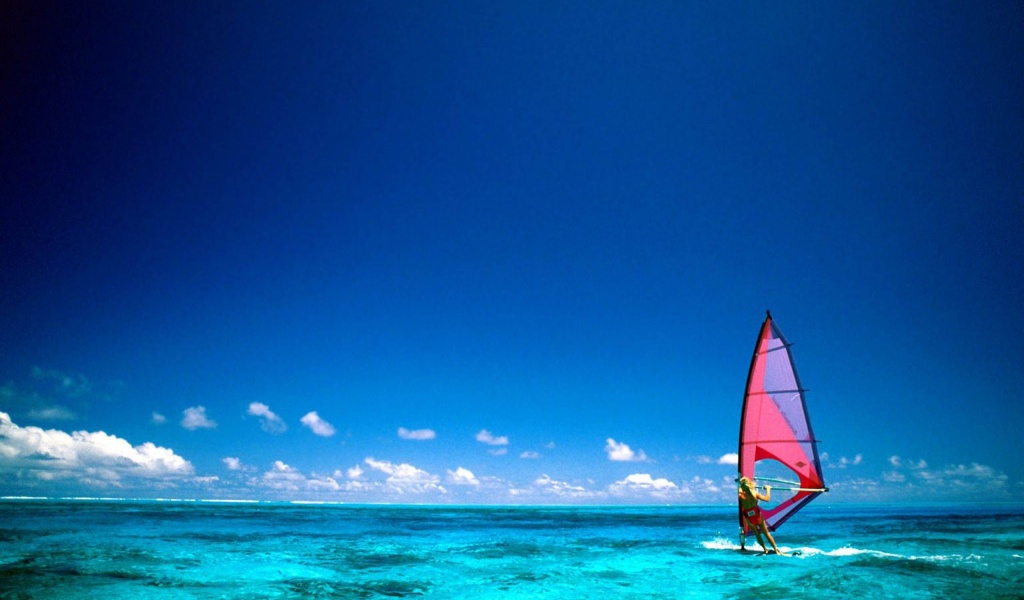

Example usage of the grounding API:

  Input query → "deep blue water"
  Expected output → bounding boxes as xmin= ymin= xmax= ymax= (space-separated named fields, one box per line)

xmin=0 ymin=500 xmax=1021 ymax=599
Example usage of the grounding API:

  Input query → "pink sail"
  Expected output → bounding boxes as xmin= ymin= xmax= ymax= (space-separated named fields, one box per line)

xmin=738 ymin=311 xmax=826 ymax=537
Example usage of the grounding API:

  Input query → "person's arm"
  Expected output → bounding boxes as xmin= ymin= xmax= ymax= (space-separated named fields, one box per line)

xmin=758 ymin=486 xmax=772 ymax=502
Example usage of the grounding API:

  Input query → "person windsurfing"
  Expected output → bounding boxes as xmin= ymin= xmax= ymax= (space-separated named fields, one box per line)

xmin=738 ymin=477 xmax=786 ymax=555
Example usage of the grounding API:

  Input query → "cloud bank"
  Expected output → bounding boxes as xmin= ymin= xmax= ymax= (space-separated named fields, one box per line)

xmin=0 ymin=411 xmax=194 ymax=489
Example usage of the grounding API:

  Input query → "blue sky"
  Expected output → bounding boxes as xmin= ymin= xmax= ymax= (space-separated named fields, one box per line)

xmin=1 ymin=2 xmax=1022 ymax=504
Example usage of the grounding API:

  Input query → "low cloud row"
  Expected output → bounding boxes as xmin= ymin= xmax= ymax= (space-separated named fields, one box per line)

xmin=0 ymin=410 xmax=1013 ymax=504
xmin=216 ymin=453 xmax=728 ymax=503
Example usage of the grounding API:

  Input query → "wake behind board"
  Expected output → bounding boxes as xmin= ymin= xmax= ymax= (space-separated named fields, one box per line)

xmin=702 ymin=539 xmax=802 ymax=556
xmin=738 ymin=547 xmax=803 ymax=557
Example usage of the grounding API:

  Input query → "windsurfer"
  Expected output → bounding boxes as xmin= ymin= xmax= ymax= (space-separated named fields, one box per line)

xmin=738 ymin=477 xmax=785 ymax=555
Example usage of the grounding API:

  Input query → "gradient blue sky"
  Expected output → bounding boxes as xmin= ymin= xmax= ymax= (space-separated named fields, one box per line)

xmin=2 ymin=2 xmax=1022 ymax=504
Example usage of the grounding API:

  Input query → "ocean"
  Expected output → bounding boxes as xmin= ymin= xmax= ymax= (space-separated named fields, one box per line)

xmin=0 ymin=499 xmax=1020 ymax=599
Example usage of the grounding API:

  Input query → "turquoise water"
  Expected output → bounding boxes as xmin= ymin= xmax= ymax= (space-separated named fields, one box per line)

xmin=0 ymin=500 xmax=1021 ymax=599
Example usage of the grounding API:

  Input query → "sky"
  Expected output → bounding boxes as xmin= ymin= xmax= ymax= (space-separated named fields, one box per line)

xmin=1 ymin=2 xmax=1022 ymax=505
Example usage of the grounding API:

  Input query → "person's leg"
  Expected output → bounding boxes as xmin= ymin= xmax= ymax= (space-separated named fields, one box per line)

xmin=743 ymin=516 xmax=764 ymax=552
xmin=748 ymin=519 xmax=768 ymax=552
xmin=758 ymin=522 xmax=784 ymax=555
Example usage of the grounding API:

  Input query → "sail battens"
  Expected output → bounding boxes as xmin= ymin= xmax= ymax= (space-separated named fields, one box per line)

xmin=740 ymin=439 xmax=818 ymax=445
xmin=738 ymin=312 xmax=826 ymax=539
xmin=747 ymin=389 xmax=804 ymax=397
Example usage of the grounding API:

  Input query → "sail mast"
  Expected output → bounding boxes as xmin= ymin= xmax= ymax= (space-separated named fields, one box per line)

xmin=737 ymin=310 xmax=773 ymax=479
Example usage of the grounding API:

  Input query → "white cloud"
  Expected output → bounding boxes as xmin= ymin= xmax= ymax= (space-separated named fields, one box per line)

xmin=300 ymin=411 xmax=336 ymax=437
xmin=364 ymin=457 xmax=428 ymax=479
xmin=27 ymin=406 xmax=76 ymax=421
xmin=717 ymin=453 xmax=738 ymax=466
xmin=520 ymin=451 xmax=541 ymax=459
xmin=823 ymin=452 xmax=863 ymax=469
xmin=889 ymin=455 xmax=927 ymax=470
xmin=488 ymin=447 xmax=508 ymax=456
xmin=0 ymin=411 xmax=194 ymax=488
xmin=917 ymin=463 xmax=1006 ymax=489
xmin=398 ymin=427 xmax=436 ymax=441
xmin=476 ymin=429 xmax=508 ymax=446
xmin=181 ymin=406 xmax=216 ymax=430
xmin=609 ymin=473 xmax=678 ymax=498
xmin=248 ymin=402 xmax=287 ymax=434
xmin=883 ymin=471 xmax=906 ymax=483
xmin=338 ymin=479 xmax=376 ymax=493
xmin=446 ymin=467 xmax=480 ymax=486
xmin=678 ymin=475 xmax=724 ymax=498
xmin=151 ymin=412 xmax=167 ymax=425
xmin=604 ymin=438 xmax=648 ymax=462
xmin=222 ymin=457 xmax=255 ymax=472
xmin=249 ymin=461 xmax=332 ymax=492
xmin=363 ymin=457 xmax=445 ymax=494
xmin=840 ymin=454 xmax=863 ymax=468
xmin=346 ymin=465 xmax=364 ymax=479
xmin=305 ymin=474 xmax=342 ymax=491
xmin=620 ymin=473 xmax=676 ymax=490
xmin=253 ymin=461 xmax=341 ymax=492
xmin=532 ymin=474 xmax=602 ymax=499
xmin=833 ymin=456 xmax=1010 ymax=502
xmin=833 ymin=477 xmax=880 ymax=490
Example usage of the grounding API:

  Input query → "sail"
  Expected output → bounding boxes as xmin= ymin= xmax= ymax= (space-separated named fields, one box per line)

xmin=738 ymin=311 xmax=826 ymax=536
